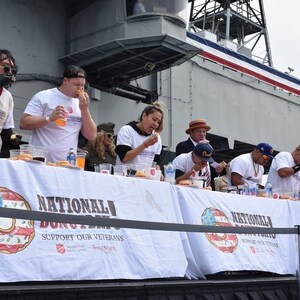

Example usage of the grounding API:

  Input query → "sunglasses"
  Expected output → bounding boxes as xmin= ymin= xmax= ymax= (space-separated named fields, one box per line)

xmin=105 ymin=133 xmax=115 ymax=139
xmin=1 ymin=64 xmax=17 ymax=75
xmin=262 ymin=154 xmax=270 ymax=161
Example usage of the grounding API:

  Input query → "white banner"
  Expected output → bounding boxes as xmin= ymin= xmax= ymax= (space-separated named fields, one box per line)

xmin=0 ymin=159 xmax=187 ymax=282
xmin=173 ymin=185 xmax=297 ymax=277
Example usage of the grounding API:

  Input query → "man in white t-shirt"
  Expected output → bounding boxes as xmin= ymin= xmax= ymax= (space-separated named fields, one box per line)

xmin=173 ymin=143 xmax=214 ymax=187
xmin=20 ymin=65 xmax=97 ymax=162
xmin=229 ymin=143 xmax=274 ymax=187
xmin=267 ymin=145 xmax=300 ymax=194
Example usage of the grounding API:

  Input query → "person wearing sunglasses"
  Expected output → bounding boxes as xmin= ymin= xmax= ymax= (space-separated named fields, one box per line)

xmin=0 ymin=49 xmax=22 ymax=156
xmin=267 ymin=145 xmax=300 ymax=194
xmin=84 ymin=122 xmax=117 ymax=171
xmin=229 ymin=143 xmax=274 ymax=188
xmin=19 ymin=65 xmax=97 ymax=163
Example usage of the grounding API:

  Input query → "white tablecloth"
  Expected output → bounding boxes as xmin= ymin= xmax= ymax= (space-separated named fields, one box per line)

xmin=0 ymin=159 xmax=298 ymax=282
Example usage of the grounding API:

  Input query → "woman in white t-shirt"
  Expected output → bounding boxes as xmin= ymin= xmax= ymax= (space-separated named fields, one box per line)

xmin=115 ymin=101 xmax=164 ymax=170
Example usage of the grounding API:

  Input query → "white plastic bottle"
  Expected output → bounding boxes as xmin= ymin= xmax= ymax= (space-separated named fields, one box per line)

xmin=164 ymin=162 xmax=175 ymax=184
xmin=67 ymin=147 xmax=76 ymax=166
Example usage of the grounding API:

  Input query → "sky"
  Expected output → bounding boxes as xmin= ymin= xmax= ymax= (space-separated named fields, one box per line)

xmin=263 ymin=0 xmax=300 ymax=78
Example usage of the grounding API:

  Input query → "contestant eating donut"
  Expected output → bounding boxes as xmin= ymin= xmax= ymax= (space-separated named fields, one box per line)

xmin=173 ymin=143 xmax=214 ymax=187
xmin=115 ymin=102 xmax=164 ymax=180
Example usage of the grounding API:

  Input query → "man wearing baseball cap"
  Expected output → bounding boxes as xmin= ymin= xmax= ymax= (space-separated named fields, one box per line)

xmin=229 ymin=142 xmax=274 ymax=187
xmin=173 ymin=143 xmax=214 ymax=186
xmin=20 ymin=65 xmax=97 ymax=162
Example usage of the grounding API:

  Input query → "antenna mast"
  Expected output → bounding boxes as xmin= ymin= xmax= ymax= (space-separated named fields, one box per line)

xmin=189 ymin=0 xmax=273 ymax=66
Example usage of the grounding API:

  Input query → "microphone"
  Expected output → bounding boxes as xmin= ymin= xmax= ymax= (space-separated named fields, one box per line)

xmin=0 ymin=74 xmax=15 ymax=88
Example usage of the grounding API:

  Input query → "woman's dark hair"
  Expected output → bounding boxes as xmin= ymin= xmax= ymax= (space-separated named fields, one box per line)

xmin=0 ymin=49 xmax=18 ymax=74
xmin=138 ymin=101 xmax=164 ymax=133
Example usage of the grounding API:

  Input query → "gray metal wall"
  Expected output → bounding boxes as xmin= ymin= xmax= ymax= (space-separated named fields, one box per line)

xmin=2 ymin=0 xmax=299 ymax=153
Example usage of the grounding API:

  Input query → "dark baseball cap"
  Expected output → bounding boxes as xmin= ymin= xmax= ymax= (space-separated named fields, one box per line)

xmin=193 ymin=143 xmax=214 ymax=162
xmin=63 ymin=65 xmax=86 ymax=79
xmin=97 ymin=122 xmax=115 ymax=133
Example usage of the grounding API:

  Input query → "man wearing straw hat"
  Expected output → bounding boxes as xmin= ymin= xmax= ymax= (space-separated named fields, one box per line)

xmin=175 ymin=119 xmax=225 ymax=188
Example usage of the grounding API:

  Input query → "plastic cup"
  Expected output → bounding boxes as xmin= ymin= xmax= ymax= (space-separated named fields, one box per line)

xmin=19 ymin=144 xmax=34 ymax=156
xmin=135 ymin=163 xmax=147 ymax=172
xmin=99 ymin=163 xmax=112 ymax=174
xmin=55 ymin=117 xmax=66 ymax=127
xmin=123 ymin=164 xmax=135 ymax=176
xmin=55 ymin=109 xmax=67 ymax=127
xmin=113 ymin=165 xmax=124 ymax=176
xmin=32 ymin=146 xmax=48 ymax=163
xmin=76 ymin=152 xmax=86 ymax=169
xmin=154 ymin=170 xmax=162 ymax=181
xmin=9 ymin=149 xmax=21 ymax=159
xmin=94 ymin=165 xmax=100 ymax=172
xmin=192 ymin=177 xmax=206 ymax=188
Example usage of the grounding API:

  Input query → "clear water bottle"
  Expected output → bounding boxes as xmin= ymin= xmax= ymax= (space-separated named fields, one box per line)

xmin=265 ymin=182 xmax=273 ymax=198
xmin=249 ymin=183 xmax=257 ymax=196
xmin=164 ymin=162 xmax=175 ymax=184
xmin=67 ymin=147 xmax=76 ymax=166
xmin=242 ymin=182 xmax=249 ymax=195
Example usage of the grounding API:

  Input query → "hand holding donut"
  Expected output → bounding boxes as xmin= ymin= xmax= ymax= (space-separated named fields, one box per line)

xmin=144 ymin=132 xmax=159 ymax=147
xmin=77 ymin=88 xmax=90 ymax=111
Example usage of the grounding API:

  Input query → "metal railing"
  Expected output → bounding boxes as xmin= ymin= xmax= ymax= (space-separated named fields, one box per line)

xmin=0 ymin=207 xmax=299 ymax=299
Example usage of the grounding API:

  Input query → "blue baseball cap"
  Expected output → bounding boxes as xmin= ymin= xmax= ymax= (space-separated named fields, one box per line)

xmin=256 ymin=143 xmax=274 ymax=158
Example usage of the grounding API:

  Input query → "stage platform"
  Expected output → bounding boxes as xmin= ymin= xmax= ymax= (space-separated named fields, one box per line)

xmin=0 ymin=273 xmax=296 ymax=300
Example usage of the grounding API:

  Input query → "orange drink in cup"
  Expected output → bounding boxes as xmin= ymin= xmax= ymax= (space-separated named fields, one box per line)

xmin=55 ymin=117 xmax=66 ymax=127
xmin=76 ymin=152 xmax=86 ymax=169
xmin=55 ymin=110 xmax=67 ymax=127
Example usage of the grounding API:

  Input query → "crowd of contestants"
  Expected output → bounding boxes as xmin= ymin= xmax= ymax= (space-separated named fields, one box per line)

xmin=0 ymin=54 xmax=299 ymax=196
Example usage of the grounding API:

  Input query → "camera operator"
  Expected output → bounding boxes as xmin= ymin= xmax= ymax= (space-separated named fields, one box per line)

xmin=0 ymin=49 xmax=22 ymax=157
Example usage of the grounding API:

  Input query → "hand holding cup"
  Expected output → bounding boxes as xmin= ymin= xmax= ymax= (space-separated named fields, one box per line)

xmin=52 ymin=105 xmax=67 ymax=127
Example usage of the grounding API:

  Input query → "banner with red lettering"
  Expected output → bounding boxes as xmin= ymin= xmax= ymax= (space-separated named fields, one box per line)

xmin=0 ymin=160 xmax=187 ymax=282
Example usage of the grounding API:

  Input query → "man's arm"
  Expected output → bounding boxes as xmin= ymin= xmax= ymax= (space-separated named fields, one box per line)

xmin=278 ymin=166 xmax=299 ymax=178
xmin=20 ymin=113 xmax=51 ymax=130
xmin=231 ymin=172 xmax=244 ymax=186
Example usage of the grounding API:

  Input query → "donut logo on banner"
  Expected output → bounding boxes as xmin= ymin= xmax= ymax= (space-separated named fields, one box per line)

xmin=0 ymin=187 xmax=35 ymax=254
xmin=201 ymin=207 xmax=238 ymax=253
